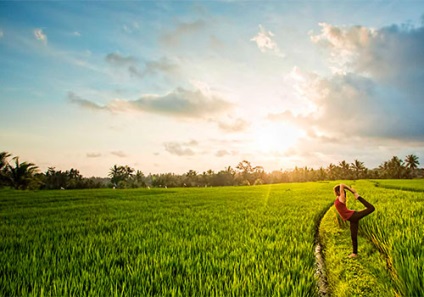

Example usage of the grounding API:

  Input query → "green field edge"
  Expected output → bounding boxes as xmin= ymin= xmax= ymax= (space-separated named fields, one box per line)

xmin=371 ymin=180 xmax=424 ymax=193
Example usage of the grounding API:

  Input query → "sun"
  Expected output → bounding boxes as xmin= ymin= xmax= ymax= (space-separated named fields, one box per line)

xmin=250 ymin=122 xmax=303 ymax=153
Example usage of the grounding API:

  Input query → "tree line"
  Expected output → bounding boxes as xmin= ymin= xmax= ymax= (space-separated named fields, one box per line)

xmin=0 ymin=151 xmax=421 ymax=190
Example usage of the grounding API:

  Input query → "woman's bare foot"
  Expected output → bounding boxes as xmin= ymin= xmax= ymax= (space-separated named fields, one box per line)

xmin=348 ymin=253 xmax=358 ymax=258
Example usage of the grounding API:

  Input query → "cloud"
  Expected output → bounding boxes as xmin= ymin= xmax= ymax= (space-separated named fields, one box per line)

xmin=68 ymin=92 xmax=106 ymax=111
xmin=123 ymin=21 xmax=140 ymax=34
xmin=105 ymin=53 xmax=178 ymax=78
xmin=111 ymin=151 xmax=127 ymax=158
xmin=144 ymin=57 xmax=178 ymax=76
xmin=270 ymin=73 xmax=402 ymax=138
xmin=310 ymin=23 xmax=377 ymax=70
xmin=86 ymin=152 xmax=101 ymax=158
xmin=278 ymin=21 xmax=424 ymax=141
xmin=72 ymin=31 xmax=81 ymax=37
xmin=105 ymin=52 xmax=137 ymax=66
xmin=105 ymin=53 xmax=141 ymax=78
xmin=34 ymin=28 xmax=47 ymax=44
xmin=161 ymin=20 xmax=206 ymax=46
xmin=164 ymin=140 xmax=198 ymax=156
xmin=132 ymin=57 xmax=179 ymax=78
xmin=251 ymin=24 xmax=284 ymax=57
xmin=215 ymin=150 xmax=230 ymax=157
xmin=0 ymin=30 xmax=3 ymax=38
xmin=310 ymin=22 xmax=424 ymax=82
xmin=126 ymin=87 xmax=232 ymax=118
xmin=70 ymin=84 xmax=233 ymax=118
xmin=217 ymin=118 xmax=249 ymax=133
xmin=215 ymin=149 xmax=238 ymax=157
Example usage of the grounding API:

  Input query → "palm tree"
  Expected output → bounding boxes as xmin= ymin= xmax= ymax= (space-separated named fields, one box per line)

xmin=226 ymin=166 xmax=236 ymax=177
xmin=317 ymin=166 xmax=327 ymax=181
xmin=109 ymin=165 xmax=124 ymax=186
xmin=0 ymin=152 xmax=10 ymax=169
xmin=383 ymin=156 xmax=404 ymax=179
xmin=0 ymin=152 xmax=11 ymax=186
xmin=236 ymin=160 xmax=254 ymax=185
xmin=184 ymin=170 xmax=198 ymax=187
xmin=252 ymin=166 xmax=265 ymax=184
xmin=123 ymin=165 xmax=134 ymax=178
xmin=327 ymin=163 xmax=337 ymax=180
xmin=338 ymin=160 xmax=351 ymax=179
xmin=378 ymin=161 xmax=389 ymax=178
xmin=132 ymin=170 xmax=145 ymax=188
xmin=6 ymin=157 xmax=39 ymax=190
xmin=351 ymin=159 xmax=366 ymax=180
xmin=201 ymin=169 xmax=215 ymax=187
xmin=404 ymin=154 xmax=420 ymax=178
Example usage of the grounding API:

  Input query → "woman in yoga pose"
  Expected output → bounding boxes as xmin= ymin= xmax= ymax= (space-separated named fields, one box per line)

xmin=333 ymin=184 xmax=375 ymax=258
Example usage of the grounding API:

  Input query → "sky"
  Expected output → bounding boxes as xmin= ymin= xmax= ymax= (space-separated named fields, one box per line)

xmin=1 ymin=1 xmax=424 ymax=177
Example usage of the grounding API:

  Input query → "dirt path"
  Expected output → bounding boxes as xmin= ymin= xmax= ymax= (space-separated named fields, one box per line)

xmin=314 ymin=242 xmax=328 ymax=296
xmin=314 ymin=203 xmax=332 ymax=296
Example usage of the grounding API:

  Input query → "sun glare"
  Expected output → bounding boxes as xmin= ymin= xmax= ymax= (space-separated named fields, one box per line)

xmin=251 ymin=122 xmax=303 ymax=153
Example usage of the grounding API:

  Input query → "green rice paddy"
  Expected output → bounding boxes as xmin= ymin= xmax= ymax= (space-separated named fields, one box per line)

xmin=1 ymin=180 xmax=423 ymax=296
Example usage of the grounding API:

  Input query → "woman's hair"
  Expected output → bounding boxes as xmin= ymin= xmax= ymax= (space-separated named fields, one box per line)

xmin=333 ymin=185 xmax=346 ymax=197
xmin=333 ymin=185 xmax=340 ymax=196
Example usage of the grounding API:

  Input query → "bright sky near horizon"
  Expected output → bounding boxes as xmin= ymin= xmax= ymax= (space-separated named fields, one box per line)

xmin=1 ymin=1 xmax=424 ymax=177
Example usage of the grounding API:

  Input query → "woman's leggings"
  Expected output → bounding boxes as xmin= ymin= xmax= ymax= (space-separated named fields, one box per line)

xmin=348 ymin=197 xmax=375 ymax=254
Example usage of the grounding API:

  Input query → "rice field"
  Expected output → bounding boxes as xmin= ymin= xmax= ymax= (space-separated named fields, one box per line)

xmin=372 ymin=179 xmax=424 ymax=192
xmin=0 ymin=183 xmax=333 ymax=297
xmin=1 ymin=180 xmax=423 ymax=296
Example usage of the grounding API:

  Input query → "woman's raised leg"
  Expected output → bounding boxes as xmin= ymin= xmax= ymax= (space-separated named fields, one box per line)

xmin=355 ymin=196 xmax=375 ymax=220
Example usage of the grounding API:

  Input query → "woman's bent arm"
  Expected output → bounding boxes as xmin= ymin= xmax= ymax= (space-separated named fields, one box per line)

xmin=339 ymin=184 xmax=346 ymax=203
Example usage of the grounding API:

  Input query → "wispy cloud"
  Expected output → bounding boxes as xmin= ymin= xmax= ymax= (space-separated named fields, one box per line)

xmin=161 ymin=20 xmax=206 ymax=46
xmin=251 ymin=24 xmax=284 ymax=57
xmin=122 ymin=21 xmax=140 ymax=34
xmin=86 ymin=152 xmax=101 ymax=158
xmin=217 ymin=118 xmax=249 ymax=133
xmin=144 ymin=57 xmax=178 ymax=76
xmin=0 ymin=29 xmax=3 ymax=39
xmin=111 ymin=151 xmax=127 ymax=158
xmin=34 ymin=28 xmax=47 ymax=44
xmin=215 ymin=149 xmax=238 ymax=157
xmin=68 ymin=92 xmax=106 ymax=111
xmin=105 ymin=52 xmax=137 ymax=66
xmin=105 ymin=53 xmax=178 ymax=79
xmin=164 ymin=140 xmax=198 ymax=156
